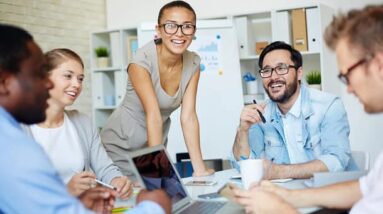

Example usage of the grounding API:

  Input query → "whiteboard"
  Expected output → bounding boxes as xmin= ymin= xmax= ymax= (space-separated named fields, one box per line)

xmin=138 ymin=19 xmax=244 ymax=161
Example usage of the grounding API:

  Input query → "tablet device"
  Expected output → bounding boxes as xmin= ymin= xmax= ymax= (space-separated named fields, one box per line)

xmin=184 ymin=180 xmax=217 ymax=186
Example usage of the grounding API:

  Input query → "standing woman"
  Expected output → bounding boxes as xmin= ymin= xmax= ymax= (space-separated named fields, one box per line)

xmin=23 ymin=48 xmax=132 ymax=199
xmin=101 ymin=0 xmax=214 ymax=176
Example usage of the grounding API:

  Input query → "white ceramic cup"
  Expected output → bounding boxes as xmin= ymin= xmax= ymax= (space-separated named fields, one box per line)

xmin=240 ymin=159 xmax=264 ymax=189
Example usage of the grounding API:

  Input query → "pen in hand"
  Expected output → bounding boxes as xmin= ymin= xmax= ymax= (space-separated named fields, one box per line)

xmin=94 ymin=179 xmax=118 ymax=191
xmin=253 ymin=100 xmax=266 ymax=123
xmin=72 ymin=170 xmax=117 ymax=191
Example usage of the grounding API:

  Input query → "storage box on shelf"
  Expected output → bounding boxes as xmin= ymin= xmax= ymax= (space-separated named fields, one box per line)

xmin=233 ymin=3 xmax=338 ymax=104
xmin=91 ymin=28 xmax=137 ymax=129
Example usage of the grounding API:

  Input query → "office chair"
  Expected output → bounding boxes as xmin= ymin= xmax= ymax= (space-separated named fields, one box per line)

xmin=175 ymin=152 xmax=223 ymax=178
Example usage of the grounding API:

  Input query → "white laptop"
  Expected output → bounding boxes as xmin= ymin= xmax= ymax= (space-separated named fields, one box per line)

xmin=303 ymin=170 xmax=368 ymax=188
xmin=127 ymin=145 xmax=243 ymax=214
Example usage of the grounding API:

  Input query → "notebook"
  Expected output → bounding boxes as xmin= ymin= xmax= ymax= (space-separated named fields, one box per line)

xmin=127 ymin=145 xmax=243 ymax=214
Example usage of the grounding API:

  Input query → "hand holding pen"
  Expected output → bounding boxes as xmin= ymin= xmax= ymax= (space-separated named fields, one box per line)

xmin=253 ymin=100 xmax=266 ymax=123
xmin=239 ymin=99 xmax=267 ymax=132
xmin=68 ymin=171 xmax=97 ymax=196
xmin=69 ymin=170 xmax=117 ymax=196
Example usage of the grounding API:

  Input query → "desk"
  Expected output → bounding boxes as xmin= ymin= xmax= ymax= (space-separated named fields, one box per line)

xmin=182 ymin=169 xmax=321 ymax=214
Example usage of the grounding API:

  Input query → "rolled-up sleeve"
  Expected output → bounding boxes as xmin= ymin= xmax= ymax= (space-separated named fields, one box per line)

xmin=230 ymin=124 xmax=265 ymax=171
xmin=319 ymin=98 xmax=351 ymax=172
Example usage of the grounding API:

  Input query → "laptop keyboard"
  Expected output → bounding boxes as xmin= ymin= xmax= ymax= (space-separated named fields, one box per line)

xmin=179 ymin=201 xmax=226 ymax=214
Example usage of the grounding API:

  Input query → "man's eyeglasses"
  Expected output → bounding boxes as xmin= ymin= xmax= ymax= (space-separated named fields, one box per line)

xmin=259 ymin=64 xmax=296 ymax=78
xmin=160 ymin=23 xmax=196 ymax=36
xmin=338 ymin=54 xmax=373 ymax=85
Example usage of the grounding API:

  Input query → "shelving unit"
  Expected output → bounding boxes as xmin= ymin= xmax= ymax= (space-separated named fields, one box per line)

xmin=90 ymin=3 xmax=339 ymax=131
xmin=233 ymin=3 xmax=338 ymax=104
xmin=90 ymin=28 xmax=137 ymax=129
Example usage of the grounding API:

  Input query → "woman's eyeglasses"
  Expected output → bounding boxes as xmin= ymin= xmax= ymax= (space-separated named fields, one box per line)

xmin=159 ymin=23 xmax=196 ymax=36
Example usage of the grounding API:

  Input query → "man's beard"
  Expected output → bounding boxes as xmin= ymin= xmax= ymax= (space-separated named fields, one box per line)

xmin=264 ymin=79 xmax=299 ymax=104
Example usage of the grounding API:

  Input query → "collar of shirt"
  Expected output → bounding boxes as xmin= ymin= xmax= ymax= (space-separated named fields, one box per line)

xmin=0 ymin=106 xmax=21 ymax=129
xmin=277 ymin=89 xmax=302 ymax=119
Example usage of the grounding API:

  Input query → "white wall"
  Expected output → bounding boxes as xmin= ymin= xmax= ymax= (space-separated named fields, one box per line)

xmin=0 ymin=0 xmax=107 ymax=115
xmin=106 ymin=0 xmax=383 ymax=164
xmin=107 ymin=0 xmax=383 ymax=29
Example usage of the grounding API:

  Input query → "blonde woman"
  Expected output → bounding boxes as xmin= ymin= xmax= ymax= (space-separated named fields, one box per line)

xmin=23 ymin=48 xmax=132 ymax=199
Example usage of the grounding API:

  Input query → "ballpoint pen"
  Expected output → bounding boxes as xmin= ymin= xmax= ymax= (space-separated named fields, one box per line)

xmin=72 ymin=170 xmax=117 ymax=191
xmin=253 ymin=99 xmax=266 ymax=123
xmin=95 ymin=179 xmax=118 ymax=191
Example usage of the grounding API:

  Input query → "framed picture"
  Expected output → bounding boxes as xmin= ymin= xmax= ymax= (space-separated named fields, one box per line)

xmin=127 ymin=36 xmax=138 ymax=60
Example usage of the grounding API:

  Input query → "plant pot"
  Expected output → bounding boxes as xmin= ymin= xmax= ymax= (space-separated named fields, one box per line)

xmin=97 ymin=57 xmax=109 ymax=68
xmin=308 ymin=84 xmax=321 ymax=90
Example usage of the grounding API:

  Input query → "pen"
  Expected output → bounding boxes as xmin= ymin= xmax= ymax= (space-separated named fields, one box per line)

xmin=95 ymin=179 xmax=118 ymax=191
xmin=72 ymin=170 xmax=117 ymax=191
xmin=253 ymin=100 xmax=266 ymax=123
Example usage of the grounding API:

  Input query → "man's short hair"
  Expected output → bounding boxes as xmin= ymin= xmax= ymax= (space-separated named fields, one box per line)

xmin=0 ymin=24 xmax=33 ymax=73
xmin=258 ymin=41 xmax=302 ymax=70
xmin=324 ymin=4 xmax=383 ymax=55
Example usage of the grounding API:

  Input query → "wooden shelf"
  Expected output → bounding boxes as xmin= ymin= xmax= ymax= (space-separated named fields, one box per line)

xmin=93 ymin=67 xmax=121 ymax=72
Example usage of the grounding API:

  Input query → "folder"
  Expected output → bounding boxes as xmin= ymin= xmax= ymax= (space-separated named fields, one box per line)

xmin=92 ymin=73 xmax=104 ymax=107
xmin=234 ymin=16 xmax=250 ymax=57
xmin=291 ymin=8 xmax=308 ymax=51
xmin=114 ymin=70 xmax=127 ymax=105
xmin=306 ymin=7 xmax=321 ymax=52
xmin=272 ymin=11 xmax=291 ymax=44
xmin=110 ymin=32 xmax=121 ymax=67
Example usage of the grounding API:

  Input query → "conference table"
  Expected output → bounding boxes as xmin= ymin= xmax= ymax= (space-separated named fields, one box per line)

xmin=182 ymin=169 xmax=321 ymax=214
xmin=114 ymin=169 xmax=323 ymax=213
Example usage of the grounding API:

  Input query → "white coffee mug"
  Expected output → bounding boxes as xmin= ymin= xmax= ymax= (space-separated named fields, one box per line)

xmin=240 ymin=159 xmax=264 ymax=189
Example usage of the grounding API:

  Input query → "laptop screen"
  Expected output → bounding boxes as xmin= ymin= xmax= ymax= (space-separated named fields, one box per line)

xmin=132 ymin=149 xmax=188 ymax=205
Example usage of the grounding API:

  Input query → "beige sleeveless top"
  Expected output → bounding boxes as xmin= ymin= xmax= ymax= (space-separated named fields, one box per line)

xmin=101 ymin=40 xmax=200 ymax=153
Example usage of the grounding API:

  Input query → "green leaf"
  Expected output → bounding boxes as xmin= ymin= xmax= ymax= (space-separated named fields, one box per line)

xmin=95 ymin=47 xmax=109 ymax=57
xmin=306 ymin=70 xmax=321 ymax=84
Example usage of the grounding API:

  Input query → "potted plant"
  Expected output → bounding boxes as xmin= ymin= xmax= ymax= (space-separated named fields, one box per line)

xmin=306 ymin=70 xmax=321 ymax=90
xmin=95 ymin=47 xmax=109 ymax=68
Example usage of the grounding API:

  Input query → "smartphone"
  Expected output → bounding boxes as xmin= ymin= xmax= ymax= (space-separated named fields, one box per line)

xmin=198 ymin=192 xmax=221 ymax=199
xmin=184 ymin=180 xmax=217 ymax=186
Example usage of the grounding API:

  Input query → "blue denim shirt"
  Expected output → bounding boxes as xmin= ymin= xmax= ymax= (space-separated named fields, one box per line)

xmin=232 ymin=85 xmax=352 ymax=172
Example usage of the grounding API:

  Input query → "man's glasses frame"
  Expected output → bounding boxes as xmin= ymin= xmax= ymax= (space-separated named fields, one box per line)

xmin=338 ymin=54 xmax=374 ymax=85
xmin=259 ymin=63 xmax=297 ymax=78
xmin=159 ymin=23 xmax=196 ymax=36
